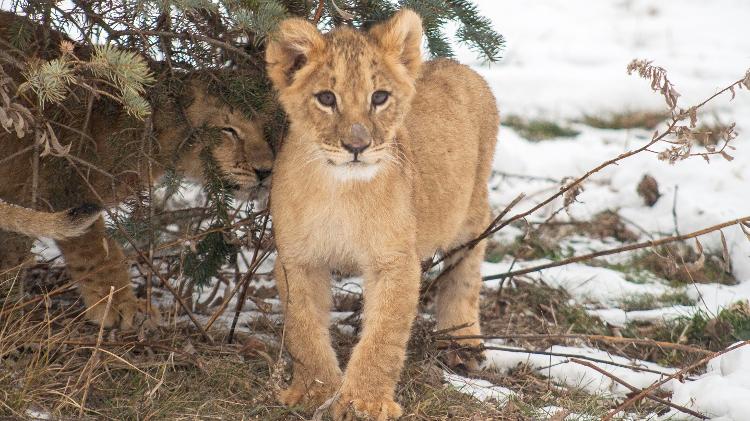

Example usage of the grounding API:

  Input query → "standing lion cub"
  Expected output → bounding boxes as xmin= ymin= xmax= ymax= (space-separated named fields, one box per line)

xmin=266 ymin=9 xmax=499 ymax=420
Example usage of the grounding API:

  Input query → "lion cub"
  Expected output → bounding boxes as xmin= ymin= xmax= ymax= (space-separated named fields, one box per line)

xmin=1 ymin=11 xmax=275 ymax=329
xmin=266 ymin=9 xmax=499 ymax=420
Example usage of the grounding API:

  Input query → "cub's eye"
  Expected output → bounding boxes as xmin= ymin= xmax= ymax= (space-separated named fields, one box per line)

xmin=371 ymin=90 xmax=390 ymax=107
xmin=222 ymin=127 xmax=238 ymax=137
xmin=315 ymin=91 xmax=337 ymax=108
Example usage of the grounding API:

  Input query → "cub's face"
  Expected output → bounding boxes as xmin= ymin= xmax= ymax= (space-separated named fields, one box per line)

xmin=182 ymin=84 xmax=274 ymax=198
xmin=266 ymin=10 xmax=423 ymax=182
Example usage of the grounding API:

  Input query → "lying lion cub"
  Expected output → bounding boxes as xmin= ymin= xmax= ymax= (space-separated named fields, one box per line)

xmin=1 ymin=11 xmax=274 ymax=329
xmin=266 ymin=9 xmax=499 ymax=420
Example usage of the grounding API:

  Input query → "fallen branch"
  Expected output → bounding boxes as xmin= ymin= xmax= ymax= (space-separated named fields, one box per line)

xmin=570 ymin=358 xmax=707 ymax=419
xmin=49 ymin=339 xmax=205 ymax=370
xmin=482 ymin=215 xmax=749 ymax=281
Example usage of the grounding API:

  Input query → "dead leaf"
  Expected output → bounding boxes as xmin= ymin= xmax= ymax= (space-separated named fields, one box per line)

xmin=637 ymin=174 xmax=660 ymax=206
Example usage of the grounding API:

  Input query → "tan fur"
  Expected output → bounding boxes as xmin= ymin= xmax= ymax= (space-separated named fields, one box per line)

xmin=0 ymin=201 xmax=101 ymax=240
xmin=0 ymin=11 xmax=274 ymax=328
xmin=267 ymin=10 xmax=499 ymax=420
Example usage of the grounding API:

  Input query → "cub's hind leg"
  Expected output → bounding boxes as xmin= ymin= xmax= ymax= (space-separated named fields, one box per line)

xmin=435 ymin=206 xmax=489 ymax=371
xmin=56 ymin=218 xmax=143 ymax=328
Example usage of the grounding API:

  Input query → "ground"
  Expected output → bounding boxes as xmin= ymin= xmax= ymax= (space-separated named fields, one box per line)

xmin=2 ymin=0 xmax=750 ymax=420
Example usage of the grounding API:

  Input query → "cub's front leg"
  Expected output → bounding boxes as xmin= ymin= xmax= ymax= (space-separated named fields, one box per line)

xmin=56 ymin=218 xmax=150 ymax=328
xmin=275 ymin=260 xmax=343 ymax=409
xmin=332 ymin=251 xmax=420 ymax=421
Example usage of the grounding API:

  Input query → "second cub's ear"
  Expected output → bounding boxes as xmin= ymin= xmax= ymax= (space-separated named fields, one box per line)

xmin=266 ymin=18 xmax=325 ymax=90
xmin=369 ymin=9 xmax=423 ymax=78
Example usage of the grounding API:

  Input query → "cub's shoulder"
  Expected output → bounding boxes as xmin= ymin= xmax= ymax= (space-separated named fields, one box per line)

xmin=414 ymin=58 xmax=497 ymax=117
xmin=417 ymin=58 xmax=494 ymax=98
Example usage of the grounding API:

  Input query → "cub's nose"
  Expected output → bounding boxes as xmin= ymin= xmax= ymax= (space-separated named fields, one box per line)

xmin=341 ymin=123 xmax=372 ymax=155
xmin=254 ymin=168 xmax=272 ymax=182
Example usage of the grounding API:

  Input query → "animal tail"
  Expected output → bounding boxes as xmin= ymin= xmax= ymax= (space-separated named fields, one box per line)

xmin=0 ymin=200 xmax=102 ymax=240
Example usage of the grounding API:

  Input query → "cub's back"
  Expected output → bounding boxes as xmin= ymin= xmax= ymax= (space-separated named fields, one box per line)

xmin=406 ymin=59 xmax=499 ymax=255
xmin=407 ymin=58 xmax=498 ymax=181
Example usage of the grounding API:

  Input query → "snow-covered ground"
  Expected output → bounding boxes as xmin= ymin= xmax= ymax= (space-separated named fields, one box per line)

xmin=448 ymin=0 xmax=750 ymax=419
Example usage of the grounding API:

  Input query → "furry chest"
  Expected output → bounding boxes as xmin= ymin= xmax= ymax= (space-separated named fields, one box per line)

xmin=282 ymin=199 xmax=368 ymax=269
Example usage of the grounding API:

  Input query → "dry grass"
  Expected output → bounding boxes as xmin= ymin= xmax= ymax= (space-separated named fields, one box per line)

xmin=2 ymin=261 xmax=677 ymax=421
xmin=580 ymin=110 xmax=667 ymax=130
xmin=502 ymin=115 xmax=580 ymax=141
xmin=1 ymin=205 xmax=739 ymax=420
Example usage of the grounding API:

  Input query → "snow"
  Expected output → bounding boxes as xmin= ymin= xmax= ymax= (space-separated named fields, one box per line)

xmin=468 ymin=0 xmax=750 ymax=327
xmin=662 ymin=343 xmax=750 ymax=420
xmin=443 ymin=371 xmax=515 ymax=404
xmin=450 ymin=0 xmax=750 ymax=417
xmin=483 ymin=343 xmax=675 ymax=398
xmin=588 ymin=306 xmax=695 ymax=328
xmin=483 ymin=260 xmax=671 ymax=306
xmin=24 ymin=409 xmax=51 ymax=420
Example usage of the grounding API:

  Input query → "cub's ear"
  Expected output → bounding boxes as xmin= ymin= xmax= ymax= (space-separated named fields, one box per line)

xmin=369 ymin=9 xmax=423 ymax=78
xmin=265 ymin=18 xmax=325 ymax=90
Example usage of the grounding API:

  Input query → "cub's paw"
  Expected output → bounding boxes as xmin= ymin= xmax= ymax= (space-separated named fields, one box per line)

xmin=438 ymin=339 xmax=485 ymax=372
xmin=443 ymin=348 xmax=485 ymax=372
xmin=279 ymin=379 xmax=339 ymax=409
xmin=86 ymin=295 xmax=160 ymax=330
xmin=331 ymin=392 xmax=402 ymax=421
xmin=130 ymin=298 xmax=162 ymax=329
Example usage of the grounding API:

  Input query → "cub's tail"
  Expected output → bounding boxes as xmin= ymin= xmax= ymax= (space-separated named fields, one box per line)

xmin=0 ymin=200 xmax=102 ymax=240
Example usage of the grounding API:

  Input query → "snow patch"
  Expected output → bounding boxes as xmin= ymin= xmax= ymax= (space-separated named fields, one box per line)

xmin=443 ymin=371 xmax=515 ymax=404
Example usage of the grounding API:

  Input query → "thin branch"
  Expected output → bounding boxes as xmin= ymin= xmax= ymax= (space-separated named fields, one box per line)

xmin=569 ymin=358 xmax=707 ymax=419
xmin=482 ymin=215 xmax=750 ymax=281
xmin=437 ymin=333 xmax=712 ymax=355
xmin=603 ymin=340 xmax=750 ymax=420
xmin=430 ymin=73 xmax=747 ymax=281
xmin=312 ymin=0 xmax=326 ymax=23
xmin=228 ymin=209 xmax=272 ymax=343
xmin=64 ymin=156 xmax=215 ymax=344
xmin=480 ymin=345 xmax=679 ymax=377
xmin=110 ymin=29 xmax=259 ymax=66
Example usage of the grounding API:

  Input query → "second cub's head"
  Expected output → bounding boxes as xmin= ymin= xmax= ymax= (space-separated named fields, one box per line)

xmin=266 ymin=10 xmax=423 ymax=181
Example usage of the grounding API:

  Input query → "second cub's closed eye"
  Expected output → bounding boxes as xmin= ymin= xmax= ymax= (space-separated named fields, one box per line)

xmin=315 ymin=91 xmax=336 ymax=107
xmin=372 ymin=90 xmax=390 ymax=106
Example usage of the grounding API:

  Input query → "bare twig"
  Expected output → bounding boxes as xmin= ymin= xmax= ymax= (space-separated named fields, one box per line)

xmin=110 ymin=29 xmax=258 ymax=66
xmin=481 ymin=345 xmax=678 ymax=378
xmin=603 ymin=340 xmax=750 ymax=420
xmin=430 ymin=72 xmax=747 ymax=284
xmin=570 ymin=358 xmax=707 ymax=419
xmin=312 ymin=0 xmax=326 ymax=23
xmin=483 ymin=215 xmax=750 ymax=281
xmin=228 ymin=210 xmax=272 ymax=343
xmin=64 ymin=156 xmax=215 ymax=344
xmin=437 ymin=333 xmax=712 ymax=355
